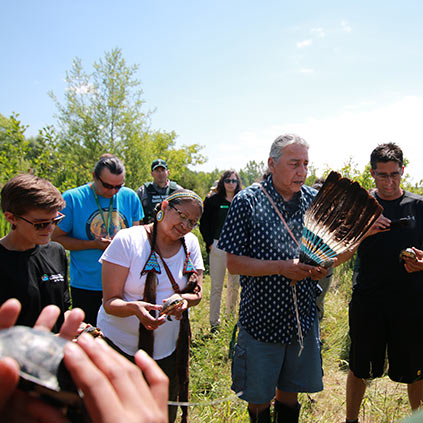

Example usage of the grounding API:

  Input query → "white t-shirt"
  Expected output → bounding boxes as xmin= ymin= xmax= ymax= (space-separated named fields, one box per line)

xmin=97 ymin=226 xmax=204 ymax=360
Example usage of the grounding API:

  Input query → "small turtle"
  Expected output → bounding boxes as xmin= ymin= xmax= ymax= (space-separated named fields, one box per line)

xmin=159 ymin=297 xmax=184 ymax=316
xmin=399 ymin=248 xmax=417 ymax=263
xmin=78 ymin=323 xmax=104 ymax=339
xmin=0 ymin=326 xmax=87 ymax=420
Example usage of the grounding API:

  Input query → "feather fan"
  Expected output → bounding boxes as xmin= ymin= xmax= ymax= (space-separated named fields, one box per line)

xmin=299 ymin=171 xmax=382 ymax=268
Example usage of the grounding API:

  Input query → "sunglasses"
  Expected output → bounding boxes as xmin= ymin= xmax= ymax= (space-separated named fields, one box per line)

xmin=169 ymin=204 xmax=198 ymax=229
xmin=97 ymin=176 xmax=125 ymax=190
xmin=224 ymin=178 xmax=238 ymax=184
xmin=16 ymin=212 xmax=65 ymax=230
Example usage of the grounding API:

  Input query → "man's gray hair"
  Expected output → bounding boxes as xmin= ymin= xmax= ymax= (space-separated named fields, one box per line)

xmin=269 ymin=134 xmax=309 ymax=163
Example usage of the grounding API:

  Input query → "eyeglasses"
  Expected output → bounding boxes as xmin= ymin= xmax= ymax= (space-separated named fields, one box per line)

xmin=97 ymin=176 xmax=125 ymax=190
xmin=373 ymin=170 xmax=402 ymax=180
xmin=169 ymin=204 xmax=198 ymax=229
xmin=16 ymin=212 xmax=65 ymax=230
xmin=224 ymin=178 xmax=238 ymax=184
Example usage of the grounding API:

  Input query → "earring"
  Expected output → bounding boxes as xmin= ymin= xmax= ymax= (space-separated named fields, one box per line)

xmin=156 ymin=210 xmax=164 ymax=222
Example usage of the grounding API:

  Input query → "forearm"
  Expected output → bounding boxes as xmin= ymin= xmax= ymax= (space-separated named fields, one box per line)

xmin=227 ymin=253 xmax=286 ymax=277
xmin=52 ymin=233 xmax=99 ymax=251
xmin=103 ymin=297 xmax=144 ymax=318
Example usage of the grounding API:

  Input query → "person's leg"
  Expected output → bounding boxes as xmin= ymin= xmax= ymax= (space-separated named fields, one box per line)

xmin=247 ymin=402 xmax=271 ymax=423
xmin=346 ymin=370 xmax=366 ymax=421
xmin=225 ymin=271 xmax=240 ymax=317
xmin=70 ymin=287 xmax=102 ymax=326
xmin=209 ymin=240 xmax=226 ymax=328
xmin=408 ymin=380 xmax=423 ymax=410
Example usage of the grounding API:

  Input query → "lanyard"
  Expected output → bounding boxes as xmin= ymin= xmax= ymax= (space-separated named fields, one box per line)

xmin=90 ymin=184 xmax=114 ymax=237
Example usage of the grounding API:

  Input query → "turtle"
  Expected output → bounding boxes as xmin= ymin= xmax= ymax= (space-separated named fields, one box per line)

xmin=399 ymin=248 xmax=417 ymax=263
xmin=159 ymin=297 xmax=184 ymax=317
xmin=0 ymin=326 xmax=88 ymax=421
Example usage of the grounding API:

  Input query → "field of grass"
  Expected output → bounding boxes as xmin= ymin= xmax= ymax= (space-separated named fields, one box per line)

xmin=185 ymin=265 xmax=414 ymax=422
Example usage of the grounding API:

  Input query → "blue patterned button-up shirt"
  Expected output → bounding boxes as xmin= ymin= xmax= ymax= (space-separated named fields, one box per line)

xmin=218 ymin=175 xmax=318 ymax=343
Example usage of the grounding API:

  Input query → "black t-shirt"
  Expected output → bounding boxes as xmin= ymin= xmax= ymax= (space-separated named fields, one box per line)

xmin=355 ymin=191 xmax=423 ymax=298
xmin=0 ymin=241 xmax=70 ymax=332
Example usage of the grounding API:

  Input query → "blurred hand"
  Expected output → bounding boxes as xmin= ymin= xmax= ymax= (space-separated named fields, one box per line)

xmin=64 ymin=334 xmax=168 ymax=423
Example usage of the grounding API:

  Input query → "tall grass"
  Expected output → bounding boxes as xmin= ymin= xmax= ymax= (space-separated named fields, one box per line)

xmin=187 ymin=265 xmax=413 ymax=422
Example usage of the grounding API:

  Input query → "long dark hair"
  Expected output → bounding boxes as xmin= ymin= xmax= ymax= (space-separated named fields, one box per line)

xmin=215 ymin=169 xmax=242 ymax=197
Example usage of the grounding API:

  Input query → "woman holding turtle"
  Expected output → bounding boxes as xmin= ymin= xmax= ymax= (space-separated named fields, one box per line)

xmin=97 ymin=189 xmax=204 ymax=423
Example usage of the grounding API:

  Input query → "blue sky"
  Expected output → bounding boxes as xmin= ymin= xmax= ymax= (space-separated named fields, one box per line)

xmin=2 ymin=1 xmax=423 ymax=183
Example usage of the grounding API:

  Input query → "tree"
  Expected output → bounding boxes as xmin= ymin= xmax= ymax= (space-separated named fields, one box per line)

xmin=48 ymin=48 xmax=205 ymax=190
xmin=239 ymin=160 xmax=266 ymax=187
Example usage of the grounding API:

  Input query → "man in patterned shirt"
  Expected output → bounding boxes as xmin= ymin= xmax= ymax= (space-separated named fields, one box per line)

xmin=219 ymin=134 xmax=329 ymax=423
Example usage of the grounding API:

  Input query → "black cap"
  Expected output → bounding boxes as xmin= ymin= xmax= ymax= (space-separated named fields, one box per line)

xmin=151 ymin=159 xmax=168 ymax=171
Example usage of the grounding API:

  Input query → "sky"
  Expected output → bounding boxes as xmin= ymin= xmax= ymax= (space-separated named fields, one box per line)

xmin=2 ymin=1 xmax=423 ymax=184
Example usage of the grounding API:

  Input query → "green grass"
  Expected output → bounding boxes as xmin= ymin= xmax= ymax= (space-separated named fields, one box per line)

xmin=184 ymin=266 xmax=414 ymax=422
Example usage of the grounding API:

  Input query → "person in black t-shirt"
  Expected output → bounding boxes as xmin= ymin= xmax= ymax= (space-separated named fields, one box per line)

xmin=0 ymin=174 xmax=70 ymax=332
xmin=343 ymin=143 xmax=423 ymax=423
xmin=200 ymin=169 xmax=242 ymax=330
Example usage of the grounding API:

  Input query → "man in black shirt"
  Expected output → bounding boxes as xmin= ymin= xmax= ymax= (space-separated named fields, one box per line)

xmin=137 ymin=159 xmax=182 ymax=224
xmin=0 ymin=174 xmax=70 ymax=332
xmin=345 ymin=143 xmax=423 ymax=422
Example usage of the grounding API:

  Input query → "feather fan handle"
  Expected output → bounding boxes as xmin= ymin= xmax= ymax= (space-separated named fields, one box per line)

xmin=301 ymin=171 xmax=382 ymax=267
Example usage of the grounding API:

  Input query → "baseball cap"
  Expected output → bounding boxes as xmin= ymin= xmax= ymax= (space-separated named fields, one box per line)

xmin=151 ymin=159 xmax=168 ymax=171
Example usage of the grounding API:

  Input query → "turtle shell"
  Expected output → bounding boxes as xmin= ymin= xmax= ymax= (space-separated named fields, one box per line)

xmin=0 ymin=326 xmax=82 ymax=407
xmin=159 ymin=298 xmax=183 ymax=316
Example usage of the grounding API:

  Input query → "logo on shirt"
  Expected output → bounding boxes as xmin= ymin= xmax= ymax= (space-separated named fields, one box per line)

xmin=40 ymin=273 xmax=65 ymax=283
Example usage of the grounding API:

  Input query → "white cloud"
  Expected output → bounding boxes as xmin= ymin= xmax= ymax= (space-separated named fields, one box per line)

xmin=296 ymin=39 xmax=312 ymax=48
xmin=311 ymin=27 xmax=326 ymax=38
xmin=197 ymin=96 xmax=423 ymax=184
xmin=341 ymin=20 xmax=352 ymax=33
xmin=299 ymin=68 xmax=314 ymax=74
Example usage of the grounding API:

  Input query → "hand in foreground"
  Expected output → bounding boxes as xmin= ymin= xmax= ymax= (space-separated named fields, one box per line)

xmin=0 ymin=299 xmax=84 ymax=422
xmin=65 ymin=334 xmax=169 ymax=423
xmin=403 ymin=247 xmax=423 ymax=273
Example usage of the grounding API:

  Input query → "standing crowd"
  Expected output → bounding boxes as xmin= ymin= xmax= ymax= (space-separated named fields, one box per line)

xmin=0 ymin=136 xmax=422 ymax=423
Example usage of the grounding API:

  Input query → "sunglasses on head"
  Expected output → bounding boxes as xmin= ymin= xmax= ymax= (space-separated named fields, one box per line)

xmin=16 ymin=212 xmax=65 ymax=230
xmin=224 ymin=178 xmax=238 ymax=184
xmin=97 ymin=175 xmax=125 ymax=190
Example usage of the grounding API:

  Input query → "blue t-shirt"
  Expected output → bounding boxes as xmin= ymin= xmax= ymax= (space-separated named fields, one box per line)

xmin=218 ymin=175 xmax=317 ymax=344
xmin=59 ymin=184 xmax=143 ymax=291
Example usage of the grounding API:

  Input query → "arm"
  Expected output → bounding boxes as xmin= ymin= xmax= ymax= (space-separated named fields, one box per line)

xmin=227 ymin=253 xmax=326 ymax=281
xmin=52 ymin=225 xmax=111 ymax=251
xmin=101 ymin=260 xmax=164 ymax=330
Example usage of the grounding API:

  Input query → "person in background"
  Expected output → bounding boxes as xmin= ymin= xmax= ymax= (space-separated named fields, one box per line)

xmin=200 ymin=170 xmax=242 ymax=330
xmin=0 ymin=298 xmax=169 ymax=423
xmin=52 ymin=154 xmax=143 ymax=326
xmin=344 ymin=143 xmax=423 ymax=423
xmin=0 ymin=173 xmax=69 ymax=332
xmin=312 ymin=178 xmax=334 ymax=320
xmin=97 ymin=189 xmax=204 ymax=423
xmin=137 ymin=159 xmax=183 ymax=224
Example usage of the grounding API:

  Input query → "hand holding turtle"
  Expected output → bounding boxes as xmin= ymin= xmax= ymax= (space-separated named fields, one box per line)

xmin=403 ymin=247 xmax=423 ymax=273
xmin=160 ymin=294 xmax=188 ymax=320
xmin=130 ymin=300 xmax=166 ymax=330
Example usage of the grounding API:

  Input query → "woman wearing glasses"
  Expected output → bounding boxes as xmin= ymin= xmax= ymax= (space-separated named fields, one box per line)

xmin=0 ymin=173 xmax=70 ymax=332
xmin=97 ymin=189 xmax=204 ymax=423
xmin=199 ymin=170 xmax=242 ymax=331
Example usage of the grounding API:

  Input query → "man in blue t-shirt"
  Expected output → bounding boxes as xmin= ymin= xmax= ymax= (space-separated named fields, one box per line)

xmin=52 ymin=154 xmax=143 ymax=325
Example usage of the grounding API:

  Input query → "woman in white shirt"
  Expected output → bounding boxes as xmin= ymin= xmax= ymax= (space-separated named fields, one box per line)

xmin=97 ymin=190 xmax=204 ymax=423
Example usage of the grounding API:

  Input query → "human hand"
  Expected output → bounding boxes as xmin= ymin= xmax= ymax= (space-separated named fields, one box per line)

xmin=64 ymin=334 xmax=168 ymax=423
xmin=94 ymin=237 xmax=112 ymax=250
xmin=281 ymin=259 xmax=318 ymax=283
xmin=404 ymin=247 xmax=423 ymax=273
xmin=0 ymin=299 xmax=84 ymax=423
xmin=365 ymin=214 xmax=391 ymax=237
xmin=132 ymin=301 xmax=165 ymax=330
xmin=161 ymin=294 xmax=188 ymax=320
